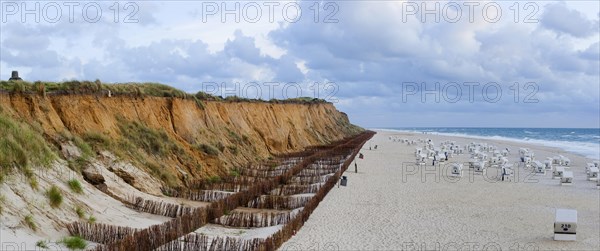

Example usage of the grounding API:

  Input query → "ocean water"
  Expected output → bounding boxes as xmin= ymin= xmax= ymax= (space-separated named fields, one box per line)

xmin=381 ymin=127 xmax=600 ymax=160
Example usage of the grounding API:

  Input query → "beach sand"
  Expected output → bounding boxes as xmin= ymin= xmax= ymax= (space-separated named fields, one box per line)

xmin=280 ymin=130 xmax=600 ymax=250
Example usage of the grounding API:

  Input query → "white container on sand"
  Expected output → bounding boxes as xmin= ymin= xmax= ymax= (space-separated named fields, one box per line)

xmin=554 ymin=209 xmax=577 ymax=241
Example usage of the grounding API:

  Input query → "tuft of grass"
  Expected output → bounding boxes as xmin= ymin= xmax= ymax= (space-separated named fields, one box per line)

xmin=23 ymin=167 xmax=38 ymax=190
xmin=207 ymin=175 xmax=221 ymax=184
xmin=46 ymin=185 xmax=63 ymax=208
xmin=67 ymin=179 xmax=83 ymax=194
xmin=87 ymin=215 xmax=96 ymax=224
xmin=61 ymin=236 xmax=87 ymax=250
xmin=229 ymin=168 xmax=240 ymax=177
xmin=74 ymin=206 xmax=85 ymax=218
xmin=36 ymin=240 xmax=49 ymax=249
xmin=196 ymin=144 xmax=219 ymax=156
xmin=29 ymin=177 xmax=39 ymax=190
xmin=24 ymin=215 xmax=37 ymax=231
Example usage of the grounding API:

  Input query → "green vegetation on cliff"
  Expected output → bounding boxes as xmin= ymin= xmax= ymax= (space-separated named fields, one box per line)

xmin=0 ymin=113 xmax=55 ymax=183
xmin=0 ymin=80 xmax=330 ymax=104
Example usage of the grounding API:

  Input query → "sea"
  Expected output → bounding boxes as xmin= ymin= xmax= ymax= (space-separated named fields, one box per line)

xmin=379 ymin=128 xmax=600 ymax=160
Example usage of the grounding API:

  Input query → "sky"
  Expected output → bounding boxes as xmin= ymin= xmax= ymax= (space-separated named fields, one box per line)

xmin=1 ymin=0 xmax=599 ymax=128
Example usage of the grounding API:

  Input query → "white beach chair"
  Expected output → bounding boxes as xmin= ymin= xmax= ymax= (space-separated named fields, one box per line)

xmin=415 ymin=148 xmax=422 ymax=157
xmin=437 ymin=154 xmax=446 ymax=162
xmin=553 ymin=166 xmax=565 ymax=180
xmin=481 ymin=153 xmax=488 ymax=160
xmin=552 ymin=156 xmax=561 ymax=165
xmin=554 ymin=209 xmax=577 ymax=241
xmin=500 ymin=165 xmax=514 ymax=181
xmin=473 ymin=161 xmax=486 ymax=173
xmin=450 ymin=163 xmax=463 ymax=177
xmin=491 ymin=156 xmax=503 ymax=165
xmin=561 ymin=156 xmax=571 ymax=166
xmin=533 ymin=161 xmax=545 ymax=174
xmin=416 ymin=154 xmax=427 ymax=166
xmin=588 ymin=167 xmax=599 ymax=181
xmin=561 ymin=171 xmax=573 ymax=186
xmin=585 ymin=163 xmax=594 ymax=174
xmin=519 ymin=148 xmax=529 ymax=156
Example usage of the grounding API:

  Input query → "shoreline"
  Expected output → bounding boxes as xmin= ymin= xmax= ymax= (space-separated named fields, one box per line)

xmin=372 ymin=128 xmax=600 ymax=160
xmin=280 ymin=130 xmax=600 ymax=250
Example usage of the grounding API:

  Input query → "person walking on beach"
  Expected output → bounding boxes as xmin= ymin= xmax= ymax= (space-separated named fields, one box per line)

xmin=433 ymin=155 xmax=436 ymax=166
xmin=444 ymin=152 xmax=448 ymax=161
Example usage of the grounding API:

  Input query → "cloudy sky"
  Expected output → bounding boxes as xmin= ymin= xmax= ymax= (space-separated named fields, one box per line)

xmin=1 ymin=0 xmax=599 ymax=128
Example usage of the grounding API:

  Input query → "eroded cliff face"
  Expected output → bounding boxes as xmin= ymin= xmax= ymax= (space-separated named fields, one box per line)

xmin=0 ymin=94 xmax=362 ymax=186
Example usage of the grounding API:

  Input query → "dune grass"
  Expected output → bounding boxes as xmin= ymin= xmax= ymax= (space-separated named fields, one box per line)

xmin=24 ymin=214 xmax=37 ymax=231
xmin=46 ymin=185 xmax=63 ymax=208
xmin=61 ymin=236 xmax=86 ymax=250
xmin=0 ymin=80 xmax=329 ymax=104
xmin=67 ymin=179 xmax=83 ymax=194
xmin=87 ymin=215 xmax=96 ymax=224
xmin=0 ymin=114 xmax=55 ymax=183
xmin=74 ymin=206 xmax=85 ymax=218
xmin=207 ymin=175 xmax=221 ymax=184
xmin=36 ymin=240 xmax=49 ymax=249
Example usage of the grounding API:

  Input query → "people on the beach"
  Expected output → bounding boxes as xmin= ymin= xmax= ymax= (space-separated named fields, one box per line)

xmin=433 ymin=155 xmax=436 ymax=166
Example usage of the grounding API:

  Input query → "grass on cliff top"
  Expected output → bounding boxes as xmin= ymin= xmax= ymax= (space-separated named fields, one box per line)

xmin=0 ymin=113 xmax=55 ymax=182
xmin=0 ymin=80 xmax=329 ymax=104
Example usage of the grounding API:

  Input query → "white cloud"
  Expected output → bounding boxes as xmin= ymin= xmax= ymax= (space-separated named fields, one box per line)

xmin=1 ymin=0 xmax=598 ymax=127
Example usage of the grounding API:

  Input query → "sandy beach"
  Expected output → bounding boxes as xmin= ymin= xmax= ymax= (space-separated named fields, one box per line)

xmin=280 ymin=130 xmax=600 ymax=250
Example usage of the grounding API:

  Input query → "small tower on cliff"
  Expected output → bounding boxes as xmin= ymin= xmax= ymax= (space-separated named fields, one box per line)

xmin=9 ymin=71 xmax=22 ymax=81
